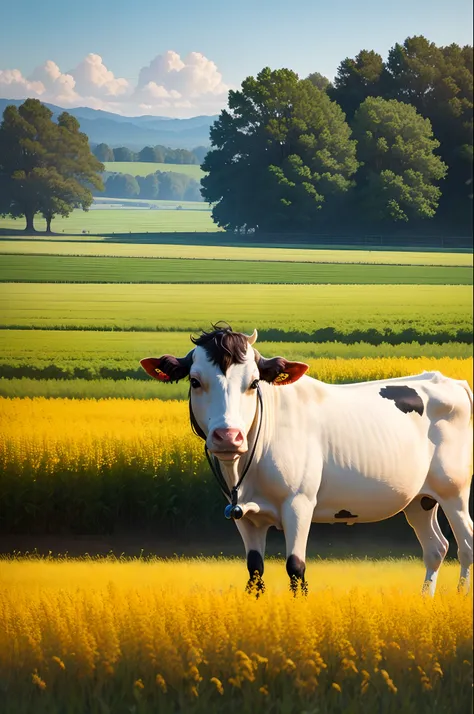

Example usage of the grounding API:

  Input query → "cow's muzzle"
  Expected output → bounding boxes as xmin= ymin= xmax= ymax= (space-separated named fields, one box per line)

xmin=208 ymin=428 xmax=248 ymax=460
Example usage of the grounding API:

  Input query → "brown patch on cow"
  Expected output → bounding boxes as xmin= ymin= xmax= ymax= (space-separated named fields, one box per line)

xmin=334 ymin=509 xmax=359 ymax=519
xmin=420 ymin=496 xmax=437 ymax=511
xmin=191 ymin=324 xmax=248 ymax=375
xmin=379 ymin=385 xmax=424 ymax=416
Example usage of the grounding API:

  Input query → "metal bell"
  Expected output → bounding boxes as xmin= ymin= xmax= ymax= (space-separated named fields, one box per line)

xmin=224 ymin=504 xmax=233 ymax=519
xmin=231 ymin=505 xmax=243 ymax=520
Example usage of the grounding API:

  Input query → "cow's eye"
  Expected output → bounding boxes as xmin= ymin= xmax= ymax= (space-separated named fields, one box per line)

xmin=190 ymin=378 xmax=201 ymax=389
xmin=249 ymin=379 xmax=259 ymax=390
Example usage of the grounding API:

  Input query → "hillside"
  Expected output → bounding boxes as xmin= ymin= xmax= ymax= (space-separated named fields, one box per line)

xmin=0 ymin=99 xmax=216 ymax=149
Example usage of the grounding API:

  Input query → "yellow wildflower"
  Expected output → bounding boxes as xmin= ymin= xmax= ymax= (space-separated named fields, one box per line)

xmin=210 ymin=677 xmax=224 ymax=695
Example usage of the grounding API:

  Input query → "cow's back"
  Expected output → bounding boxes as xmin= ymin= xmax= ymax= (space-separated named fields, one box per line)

xmin=270 ymin=371 xmax=473 ymax=524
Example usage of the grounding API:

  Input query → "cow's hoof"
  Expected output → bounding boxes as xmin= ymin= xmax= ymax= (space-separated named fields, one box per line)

xmin=289 ymin=576 xmax=308 ymax=597
xmin=246 ymin=576 xmax=265 ymax=598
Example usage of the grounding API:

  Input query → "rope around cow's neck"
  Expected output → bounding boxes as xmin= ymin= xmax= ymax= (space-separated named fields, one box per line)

xmin=198 ymin=385 xmax=264 ymax=520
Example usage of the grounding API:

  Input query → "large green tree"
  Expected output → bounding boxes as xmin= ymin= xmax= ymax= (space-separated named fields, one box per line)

xmin=201 ymin=67 xmax=358 ymax=232
xmin=385 ymin=36 xmax=473 ymax=226
xmin=329 ymin=50 xmax=385 ymax=120
xmin=352 ymin=96 xmax=447 ymax=222
xmin=0 ymin=99 xmax=104 ymax=232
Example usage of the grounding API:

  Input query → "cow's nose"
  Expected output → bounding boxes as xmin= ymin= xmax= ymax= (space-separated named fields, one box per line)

xmin=212 ymin=428 xmax=245 ymax=448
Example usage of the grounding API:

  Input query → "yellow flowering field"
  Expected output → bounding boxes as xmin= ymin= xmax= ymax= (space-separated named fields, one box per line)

xmin=0 ymin=558 xmax=471 ymax=714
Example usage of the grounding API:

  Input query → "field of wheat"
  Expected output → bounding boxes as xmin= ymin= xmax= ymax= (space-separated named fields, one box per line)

xmin=0 ymin=557 xmax=471 ymax=714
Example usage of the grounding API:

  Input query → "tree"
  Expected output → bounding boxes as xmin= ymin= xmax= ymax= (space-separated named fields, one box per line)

xmin=192 ymin=146 xmax=209 ymax=164
xmin=329 ymin=50 xmax=385 ymax=120
xmin=163 ymin=147 xmax=198 ymax=164
xmin=152 ymin=146 xmax=165 ymax=163
xmin=94 ymin=143 xmax=114 ymax=162
xmin=137 ymin=173 xmax=160 ymax=199
xmin=184 ymin=178 xmax=203 ymax=201
xmin=113 ymin=147 xmax=136 ymax=162
xmin=159 ymin=172 xmax=189 ymax=200
xmin=104 ymin=173 xmax=140 ymax=198
xmin=385 ymin=36 xmax=473 ymax=227
xmin=352 ymin=97 xmax=447 ymax=222
xmin=201 ymin=67 xmax=358 ymax=232
xmin=306 ymin=72 xmax=330 ymax=92
xmin=0 ymin=99 xmax=104 ymax=232
xmin=138 ymin=146 xmax=157 ymax=162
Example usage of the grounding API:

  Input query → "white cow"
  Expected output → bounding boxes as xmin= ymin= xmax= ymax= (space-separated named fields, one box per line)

xmin=141 ymin=327 xmax=473 ymax=596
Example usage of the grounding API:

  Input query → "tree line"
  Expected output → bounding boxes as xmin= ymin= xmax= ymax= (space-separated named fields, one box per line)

xmin=93 ymin=143 xmax=208 ymax=165
xmin=102 ymin=170 xmax=202 ymax=202
xmin=203 ymin=36 xmax=473 ymax=234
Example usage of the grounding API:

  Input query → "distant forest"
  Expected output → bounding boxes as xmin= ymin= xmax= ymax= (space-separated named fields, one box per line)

xmin=101 ymin=170 xmax=203 ymax=202
xmin=93 ymin=143 xmax=207 ymax=166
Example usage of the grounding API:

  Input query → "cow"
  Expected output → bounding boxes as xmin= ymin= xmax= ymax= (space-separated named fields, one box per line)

xmin=141 ymin=326 xmax=473 ymax=596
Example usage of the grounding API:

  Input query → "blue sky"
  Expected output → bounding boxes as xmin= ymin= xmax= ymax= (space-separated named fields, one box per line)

xmin=1 ymin=0 xmax=472 ymax=116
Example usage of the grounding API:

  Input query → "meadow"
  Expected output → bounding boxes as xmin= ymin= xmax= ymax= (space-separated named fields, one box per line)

xmin=2 ymin=254 xmax=471 ymax=285
xmin=103 ymin=160 xmax=206 ymax=179
xmin=93 ymin=197 xmax=209 ymax=209
xmin=1 ymin=224 xmax=472 ymax=711
xmin=2 ymin=329 xmax=472 ymax=361
xmin=2 ymin=239 xmax=471 ymax=266
xmin=0 ymin=557 xmax=472 ymax=714
xmin=0 ymin=208 xmax=219 ymax=234
xmin=1 ymin=283 xmax=471 ymax=340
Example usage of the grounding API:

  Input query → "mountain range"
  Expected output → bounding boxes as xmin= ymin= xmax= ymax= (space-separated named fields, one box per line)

xmin=0 ymin=99 xmax=216 ymax=149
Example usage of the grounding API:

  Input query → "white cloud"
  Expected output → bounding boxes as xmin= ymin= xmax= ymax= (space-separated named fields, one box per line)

xmin=0 ymin=69 xmax=45 ymax=99
xmin=70 ymin=53 xmax=130 ymax=98
xmin=28 ymin=61 xmax=77 ymax=104
xmin=137 ymin=50 xmax=229 ymax=100
xmin=0 ymin=50 xmax=230 ymax=116
xmin=137 ymin=81 xmax=182 ymax=101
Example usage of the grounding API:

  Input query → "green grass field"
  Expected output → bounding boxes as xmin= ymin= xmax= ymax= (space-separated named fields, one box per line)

xmin=93 ymin=196 xmax=209 ymax=209
xmin=1 ymin=254 xmax=471 ymax=285
xmin=0 ymin=209 xmax=219 ymax=234
xmin=1 ymin=283 xmax=471 ymax=337
xmin=1 ymin=329 xmax=470 ymax=392
xmin=103 ymin=161 xmax=205 ymax=179
xmin=1 ymin=239 xmax=471 ymax=266
xmin=2 ymin=329 xmax=470 ymax=361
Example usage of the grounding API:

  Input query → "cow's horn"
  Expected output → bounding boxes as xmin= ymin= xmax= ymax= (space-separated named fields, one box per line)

xmin=245 ymin=329 xmax=258 ymax=345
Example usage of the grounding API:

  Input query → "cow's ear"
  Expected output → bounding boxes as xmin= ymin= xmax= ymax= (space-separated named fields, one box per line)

xmin=140 ymin=353 xmax=192 ymax=383
xmin=255 ymin=352 xmax=309 ymax=386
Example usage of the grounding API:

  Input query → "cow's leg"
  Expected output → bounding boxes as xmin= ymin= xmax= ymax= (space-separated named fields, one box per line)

xmin=281 ymin=494 xmax=314 ymax=595
xmin=438 ymin=491 xmax=473 ymax=593
xmin=404 ymin=500 xmax=449 ymax=596
xmin=235 ymin=519 xmax=268 ymax=597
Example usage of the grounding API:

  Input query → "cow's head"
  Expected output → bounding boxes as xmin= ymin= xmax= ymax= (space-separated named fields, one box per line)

xmin=140 ymin=326 xmax=308 ymax=461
